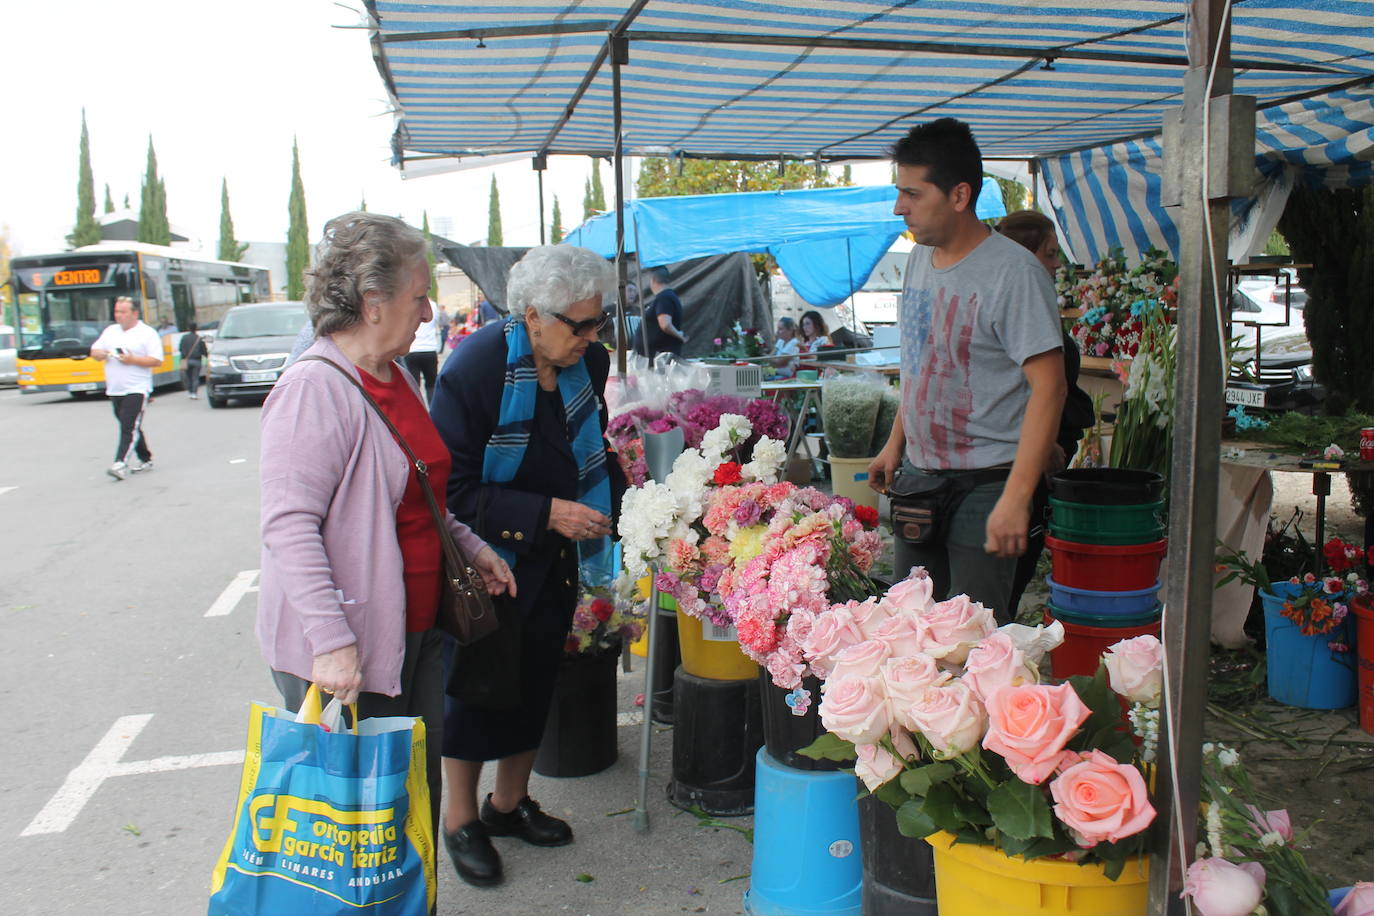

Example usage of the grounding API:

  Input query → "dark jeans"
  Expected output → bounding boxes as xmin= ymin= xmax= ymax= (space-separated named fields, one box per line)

xmin=403 ymin=351 xmax=438 ymax=404
xmin=183 ymin=359 xmax=202 ymax=395
xmin=110 ymin=393 xmax=151 ymax=464
xmin=892 ymin=460 xmax=1021 ymax=625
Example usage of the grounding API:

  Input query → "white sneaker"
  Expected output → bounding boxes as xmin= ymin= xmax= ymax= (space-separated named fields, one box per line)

xmin=107 ymin=462 xmax=128 ymax=481
xmin=189 ymin=393 xmax=198 ymax=400
xmin=130 ymin=459 xmax=154 ymax=474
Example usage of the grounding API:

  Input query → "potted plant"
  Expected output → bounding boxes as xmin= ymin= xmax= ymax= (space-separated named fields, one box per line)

xmin=533 ymin=588 xmax=645 ymax=778
xmin=797 ymin=567 xmax=1159 ymax=914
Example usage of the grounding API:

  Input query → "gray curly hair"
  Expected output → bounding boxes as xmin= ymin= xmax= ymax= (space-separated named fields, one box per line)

xmin=506 ymin=246 xmax=615 ymax=321
xmin=305 ymin=212 xmax=428 ymax=336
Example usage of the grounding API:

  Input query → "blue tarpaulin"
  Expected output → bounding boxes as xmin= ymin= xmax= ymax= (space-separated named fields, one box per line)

xmin=562 ymin=181 xmax=1004 ymax=307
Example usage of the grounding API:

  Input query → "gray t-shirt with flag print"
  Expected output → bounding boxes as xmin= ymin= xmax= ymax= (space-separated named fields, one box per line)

xmin=898 ymin=231 xmax=1062 ymax=471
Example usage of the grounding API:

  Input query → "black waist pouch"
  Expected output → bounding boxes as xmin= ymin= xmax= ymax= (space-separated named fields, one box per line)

xmin=889 ymin=467 xmax=1013 ymax=546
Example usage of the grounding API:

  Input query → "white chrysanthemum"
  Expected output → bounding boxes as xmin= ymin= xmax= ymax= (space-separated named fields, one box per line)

xmin=1218 ymin=747 xmax=1240 ymax=768
xmin=619 ymin=480 xmax=681 ymax=573
xmin=743 ymin=436 xmax=786 ymax=483
xmin=666 ymin=448 xmax=713 ymax=496
xmin=700 ymin=413 xmax=753 ymax=458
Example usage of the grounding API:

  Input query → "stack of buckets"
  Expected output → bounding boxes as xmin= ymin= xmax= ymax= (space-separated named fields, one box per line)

xmin=1043 ymin=469 xmax=1168 ymax=679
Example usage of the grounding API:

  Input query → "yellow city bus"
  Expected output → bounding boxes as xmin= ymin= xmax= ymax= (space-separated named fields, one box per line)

xmin=11 ymin=243 xmax=271 ymax=396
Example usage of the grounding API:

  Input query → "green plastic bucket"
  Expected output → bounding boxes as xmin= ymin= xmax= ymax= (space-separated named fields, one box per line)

xmin=1049 ymin=498 xmax=1165 ymax=544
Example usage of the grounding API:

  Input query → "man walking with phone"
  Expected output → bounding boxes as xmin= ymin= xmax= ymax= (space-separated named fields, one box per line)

xmin=90 ymin=296 xmax=163 ymax=480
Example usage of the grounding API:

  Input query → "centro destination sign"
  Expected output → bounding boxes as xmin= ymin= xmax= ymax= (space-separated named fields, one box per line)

xmin=23 ymin=266 xmax=109 ymax=290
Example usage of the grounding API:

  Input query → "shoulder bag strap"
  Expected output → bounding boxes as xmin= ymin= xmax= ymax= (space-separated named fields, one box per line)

xmin=298 ymin=355 xmax=477 ymax=579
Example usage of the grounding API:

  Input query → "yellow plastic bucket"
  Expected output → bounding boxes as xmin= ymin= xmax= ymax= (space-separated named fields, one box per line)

xmin=828 ymin=455 xmax=878 ymax=510
xmin=630 ymin=576 xmax=653 ymax=657
xmin=676 ymin=608 xmax=758 ymax=680
xmin=925 ymin=831 xmax=1148 ymax=915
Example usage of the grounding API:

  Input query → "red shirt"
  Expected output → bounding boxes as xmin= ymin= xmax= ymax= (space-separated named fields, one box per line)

xmin=359 ymin=366 xmax=451 ymax=632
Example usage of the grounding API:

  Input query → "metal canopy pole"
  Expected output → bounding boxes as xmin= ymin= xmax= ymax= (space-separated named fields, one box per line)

xmin=1149 ymin=0 xmax=1247 ymax=910
xmin=534 ymin=154 xmax=547 ymax=245
xmin=611 ymin=34 xmax=631 ymax=377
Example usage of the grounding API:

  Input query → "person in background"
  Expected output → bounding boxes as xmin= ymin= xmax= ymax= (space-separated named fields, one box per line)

xmin=429 ymin=245 xmax=626 ymax=889
xmin=633 ymin=265 xmax=687 ymax=359
xmin=447 ymin=314 xmax=465 ymax=351
xmin=179 ymin=321 xmax=207 ymax=399
xmin=995 ymin=208 xmax=1096 ymax=616
xmin=798 ymin=309 xmax=832 ymax=352
xmin=90 ymin=296 xmax=163 ymax=480
xmin=868 ymin=117 xmax=1065 ymax=624
xmin=403 ymin=299 xmax=442 ymax=403
xmin=257 ymin=211 xmax=516 ymax=896
xmin=477 ymin=297 xmax=502 ymax=326
xmin=770 ymin=316 xmax=801 ymax=377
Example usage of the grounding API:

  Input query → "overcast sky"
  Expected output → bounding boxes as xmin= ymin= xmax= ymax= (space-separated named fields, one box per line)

xmin=3 ymin=0 xmax=891 ymax=260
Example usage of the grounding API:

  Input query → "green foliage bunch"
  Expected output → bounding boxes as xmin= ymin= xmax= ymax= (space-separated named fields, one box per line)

xmin=821 ymin=375 xmax=885 ymax=458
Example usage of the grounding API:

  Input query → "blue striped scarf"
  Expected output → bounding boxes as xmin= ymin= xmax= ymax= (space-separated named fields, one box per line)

xmin=482 ymin=320 xmax=613 ymax=584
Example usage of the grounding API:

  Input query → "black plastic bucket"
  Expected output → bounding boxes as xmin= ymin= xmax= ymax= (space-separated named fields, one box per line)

xmin=859 ymin=795 xmax=938 ymax=915
xmin=668 ymin=667 xmax=762 ymax=816
xmin=650 ymin=603 xmax=680 ymax=725
xmin=1048 ymin=468 xmax=1165 ymax=506
xmin=533 ymin=649 xmax=620 ymax=778
xmin=758 ymin=671 xmax=844 ymax=771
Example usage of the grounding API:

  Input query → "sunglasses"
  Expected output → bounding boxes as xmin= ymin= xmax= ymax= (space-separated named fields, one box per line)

xmin=551 ymin=311 xmax=611 ymax=336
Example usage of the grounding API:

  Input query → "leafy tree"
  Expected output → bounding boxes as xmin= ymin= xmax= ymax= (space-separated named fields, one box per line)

xmin=992 ymin=176 xmax=1028 ymax=215
xmin=123 ymin=192 xmax=130 ymax=210
xmin=103 ymin=184 xmax=115 ymax=214
xmin=72 ymin=110 xmax=101 ymax=248
xmin=550 ymin=195 xmax=564 ymax=243
xmin=1263 ymin=229 xmax=1290 ymax=257
xmin=583 ymin=177 xmax=594 ymax=220
xmin=1276 ymin=185 xmax=1374 ymax=414
xmin=590 ymin=159 xmax=606 ymax=212
xmin=422 ymin=210 xmax=438 ymax=300
xmin=218 ymin=178 xmax=249 ymax=262
xmin=636 ymin=158 xmax=838 ymax=198
xmin=360 ymin=195 xmax=368 ymax=212
xmin=286 ymin=138 xmax=310 ymax=300
xmin=842 ymin=164 xmax=853 ymax=186
xmin=137 ymin=136 xmax=171 ymax=246
xmin=487 ymin=176 xmax=503 ymax=246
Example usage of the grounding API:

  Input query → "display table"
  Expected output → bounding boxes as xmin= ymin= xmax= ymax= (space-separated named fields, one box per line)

xmin=762 ymin=378 xmax=823 ymax=466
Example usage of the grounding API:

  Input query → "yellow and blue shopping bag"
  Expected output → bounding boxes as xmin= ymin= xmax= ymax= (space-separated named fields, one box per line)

xmin=208 ymin=686 xmax=436 ymax=915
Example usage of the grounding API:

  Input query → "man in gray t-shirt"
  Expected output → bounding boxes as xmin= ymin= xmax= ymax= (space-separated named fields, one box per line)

xmin=870 ymin=118 xmax=1066 ymax=621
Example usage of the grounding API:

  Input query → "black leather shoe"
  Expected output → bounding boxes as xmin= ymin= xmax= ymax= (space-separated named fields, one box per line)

xmin=443 ymin=820 xmax=503 ymax=887
xmin=480 ymin=794 xmax=573 ymax=847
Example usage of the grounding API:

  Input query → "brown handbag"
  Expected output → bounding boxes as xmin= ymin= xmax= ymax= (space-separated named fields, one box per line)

xmin=300 ymin=356 xmax=499 ymax=645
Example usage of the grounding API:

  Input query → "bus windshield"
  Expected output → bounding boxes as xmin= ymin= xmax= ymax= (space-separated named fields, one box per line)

xmin=218 ymin=305 xmax=307 ymax=339
xmin=29 ymin=289 xmax=120 ymax=356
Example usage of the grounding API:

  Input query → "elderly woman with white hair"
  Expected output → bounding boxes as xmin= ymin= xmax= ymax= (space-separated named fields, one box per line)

xmin=257 ymin=212 xmax=516 ymax=885
xmin=429 ymin=245 xmax=626 ymax=888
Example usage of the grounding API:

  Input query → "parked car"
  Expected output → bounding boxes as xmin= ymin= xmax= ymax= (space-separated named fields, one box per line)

xmin=0 ymin=325 xmax=15 ymax=386
xmin=205 ymin=302 xmax=307 ymax=408
xmin=1227 ymin=276 xmax=1323 ymax=413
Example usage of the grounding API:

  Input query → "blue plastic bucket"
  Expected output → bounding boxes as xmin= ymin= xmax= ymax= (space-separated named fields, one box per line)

xmin=1046 ymin=576 xmax=1161 ymax=616
xmin=1046 ymin=602 xmax=1162 ymax=629
xmin=744 ymin=749 xmax=862 ymax=916
xmin=1260 ymin=583 xmax=1357 ymax=710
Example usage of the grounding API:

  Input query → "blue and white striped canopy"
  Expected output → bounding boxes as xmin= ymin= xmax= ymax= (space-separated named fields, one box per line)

xmin=365 ymin=0 xmax=1374 ymax=261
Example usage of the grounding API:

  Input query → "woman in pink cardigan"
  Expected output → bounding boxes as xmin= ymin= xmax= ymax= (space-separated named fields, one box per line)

xmin=256 ymin=212 xmax=515 ymax=874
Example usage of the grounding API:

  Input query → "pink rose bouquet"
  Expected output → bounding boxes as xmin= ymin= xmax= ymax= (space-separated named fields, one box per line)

xmin=799 ymin=566 xmax=1161 ymax=879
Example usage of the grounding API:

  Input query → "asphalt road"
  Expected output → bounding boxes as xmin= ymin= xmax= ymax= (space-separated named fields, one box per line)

xmin=0 ymin=384 xmax=754 ymax=916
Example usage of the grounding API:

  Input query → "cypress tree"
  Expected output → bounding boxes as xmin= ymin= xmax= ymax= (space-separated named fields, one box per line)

xmin=487 ymin=176 xmax=503 ymax=246
xmin=360 ymin=195 xmax=368 ymax=212
xmin=137 ymin=137 xmax=170 ymax=246
xmin=590 ymin=159 xmax=606 ymax=212
xmin=72 ymin=110 xmax=100 ymax=248
xmin=422 ymin=211 xmax=438 ymax=300
xmin=218 ymin=178 xmax=248 ymax=262
xmin=286 ymin=138 xmax=309 ymax=300
xmin=550 ymin=196 xmax=564 ymax=243
xmin=123 ymin=192 xmax=130 ymax=210
xmin=583 ymin=177 xmax=594 ymax=220
xmin=103 ymin=184 xmax=115 ymax=214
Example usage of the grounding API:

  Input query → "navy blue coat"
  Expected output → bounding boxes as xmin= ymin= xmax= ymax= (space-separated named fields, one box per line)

xmin=430 ymin=319 xmax=623 ymax=624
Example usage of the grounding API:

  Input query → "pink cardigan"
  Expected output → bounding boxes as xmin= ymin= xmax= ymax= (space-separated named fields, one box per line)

xmin=256 ymin=336 xmax=489 ymax=696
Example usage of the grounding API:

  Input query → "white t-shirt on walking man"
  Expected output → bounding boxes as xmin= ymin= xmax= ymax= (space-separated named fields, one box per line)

xmin=92 ymin=320 xmax=163 ymax=396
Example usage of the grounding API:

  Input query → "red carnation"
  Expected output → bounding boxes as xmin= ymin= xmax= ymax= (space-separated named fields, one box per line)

xmin=854 ymin=505 xmax=879 ymax=528
xmin=714 ymin=462 xmax=743 ymax=485
xmin=590 ymin=598 xmax=614 ymax=622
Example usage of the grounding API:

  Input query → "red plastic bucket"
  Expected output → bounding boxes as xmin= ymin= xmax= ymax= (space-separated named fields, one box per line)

xmin=1353 ymin=598 xmax=1374 ymax=736
xmin=1045 ymin=536 xmax=1168 ymax=591
xmin=1045 ymin=609 xmax=1162 ymax=681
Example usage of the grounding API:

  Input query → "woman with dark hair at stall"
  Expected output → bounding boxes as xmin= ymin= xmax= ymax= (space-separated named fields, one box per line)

xmin=429 ymin=245 xmax=627 ymax=889
xmin=995 ymin=209 xmax=1096 ymax=613
xmin=798 ymin=309 xmax=832 ymax=353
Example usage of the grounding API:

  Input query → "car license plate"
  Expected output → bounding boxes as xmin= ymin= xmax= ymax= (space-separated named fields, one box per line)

xmin=241 ymin=370 xmax=277 ymax=383
xmin=1224 ymin=386 xmax=1265 ymax=408
xmin=69 ymin=382 xmax=98 ymax=392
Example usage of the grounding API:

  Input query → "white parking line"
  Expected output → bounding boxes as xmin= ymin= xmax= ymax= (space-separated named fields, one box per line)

xmin=21 ymin=715 xmax=243 ymax=836
xmin=228 ymin=458 xmax=246 ymax=464
xmin=0 ymin=487 xmax=16 ymax=497
xmin=205 ymin=569 xmax=260 ymax=617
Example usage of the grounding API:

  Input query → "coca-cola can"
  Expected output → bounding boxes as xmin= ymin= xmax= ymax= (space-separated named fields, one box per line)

xmin=1361 ymin=428 xmax=1374 ymax=462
